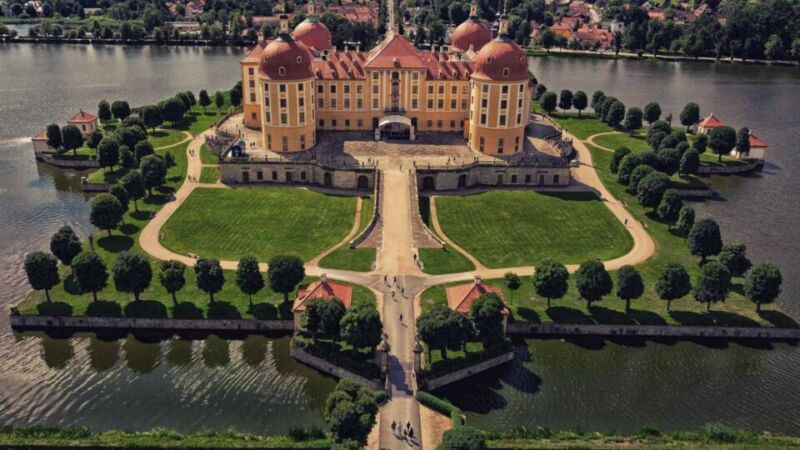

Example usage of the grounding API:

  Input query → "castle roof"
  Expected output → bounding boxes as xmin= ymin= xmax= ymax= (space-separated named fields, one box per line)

xmin=451 ymin=17 xmax=492 ymax=53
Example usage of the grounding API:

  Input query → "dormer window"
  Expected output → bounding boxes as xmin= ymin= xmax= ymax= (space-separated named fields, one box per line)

xmin=279 ymin=66 xmax=286 ymax=76
xmin=296 ymin=56 xmax=303 ymax=63
xmin=503 ymin=68 xmax=510 ymax=77
xmin=487 ymin=56 xmax=493 ymax=63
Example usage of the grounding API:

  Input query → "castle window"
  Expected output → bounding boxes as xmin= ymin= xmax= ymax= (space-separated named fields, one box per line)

xmin=519 ymin=84 xmax=524 ymax=93
xmin=502 ymin=85 xmax=509 ymax=94
xmin=481 ymin=98 xmax=488 ymax=108
xmin=265 ymin=112 xmax=271 ymax=123
xmin=301 ymin=171 xmax=307 ymax=180
xmin=525 ymin=174 xmax=531 ymax=183
xmin=280 ymin=99 xmax=287 ymax=108
xmin=517 ymin=114 xmax=522 ymax=125
xmin=280 ymin=113 xmax=288 ymax=124
xmin=318 ymin=98 xmax=324 ymax=108
xmin=249 ymin=80 xmax=255 ymax=88
xmin=299 ymin=97 xmax=305 ymax=107
xmin=272 ymin=171 xmax=278 ymax=180
xmin=251 ymin=112 xmax=257 ymax=120
xmin=515 ymin=136 xmax=520 ymax=151
xmin=298 ymin=83 xmax=304 ymax=92
xmin=319 ymin=119 xmax=324 ymax=127
xmin=461 ymin=100 xmax=467 ymax=110
xmin=345 ymin=119 xmax=351 ymax=127
xmin=499 ymin=115 xmax=506 ymax=126
xmin=331 ymin=98 xmax=337 ymax=108
xmin=479 ymin=137 xmax=485 ymax=152
xmin=332 ymin=119 xmax=337 ymax=127
xmin=344 ymin=98 xmax=350 ymax=109
xmin=480 ymin=113 xmax=487 ymax=125
xmin=427 ymin=120 xmax=432 ymax=128
xmin=318 ymin=84 xmax=324 ymax=93
xmin=344 ymin=84 xmax=350 ymax=94
xmin=427 ymin=99 xmax=433 ymax=109
xmin=450 ymin=99 xmax=456 ymax=109
xmin=282 ymin=136 xmax=288 ymax=151
xmin=300 ymin=134 xmax=306 ymax=149
xmin=357 ymin=85 xmax=363 ymax=94
xmin=482 ymin=84 xmax=488 ymax=94
xmin=511 ymin=174 xmax=517 ymax=183
xmin=373 ymin=85 xmax=379 ymax=94
xmin=553 ymin=175 xmax=560 ymax=184
xmin=412 ymin=99 xmax=418 ymax=109
xmin=299 ymin=112 xmax=305 ymax=124
xmin=372 ymin=72 xmax=379 ymax=79
xmin=437 ymin=120 xmax=443 ymax=128
xmin=498 ymin=138 xmax=504 ymax=153
xmin=412 ymin=85 xmax=418 ymax=94
xmin=280 ymin=84 xmax=287 ymax=93
xmin=437 ymin=99 xmax=444 ymax=109
xmin=257 ymin=171 xmax=263 ymax=180
xmin=438 ymin=85 xmax=444 ymax=95
xmin=267 ymin=134 xmax=272 ymax=149
xmin=503 ymin=68 xmax=510 ymax=77
xmin=450 ymin=120 xmax=455 ymax=128
xmin=357 ymin=119 xmax=363 ymax=127
xmin=412 ymin=72 xmax=419 ymax=80
xmin=501 ymin=100 xmax=507 ymax=109
xmin=373 ymin=99 xmax=379 ymax=108
xmin=250 ymin=93 xmax=256 ymax=102
xmin=330 ymin=85 xmax=337 ymax=93
xmin=357 ymin=99 xmax=364 ymax=108
xmin=248 ymin=68 xmax=254 ymax=75
xmin=451 ymin=85 xmax=457 ymax=95
xmin=428 ymin=85 xmax=434 ymax=95
xmin=279 ymin=67 xmax=286 ymax=76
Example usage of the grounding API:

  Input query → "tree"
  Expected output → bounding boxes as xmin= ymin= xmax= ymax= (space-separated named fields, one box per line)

xmin=718 ymin=243 xmax=751 ymax=277
xmin=142 ymin=105 xmax=163 ymax=132
xmin=736 ymin=127 xmax=750 ymax=156
xmin=97 ymin=100 xmax=112 ymax=121
xmin=636 ymin=171 xmax=671 ymax=209
xmin=655 ymin=263 xmax=691 ymax=311
xmin=24 ymin=251 xmax=60 ymax=302
xmin=647 ymin=131 xmax=667 ymax=151
xmin=693 ymin=261 xmax=730 ymax=311
xmin=533 ymin=84 xmax=547 ymax=101
xmin=623 ymin=107 xmax=643 ymax=133
xmin=537 ymin=29 xmax=556 ymax=53
xmin=616 ymin=265 xmax=644 ymax=313
xmin=158 ymin=260 xmax=186 ymax=304
xmin=599 ymin=96 xmax=618 ymax=120
xmin=267 ymin=255 xmax=305 ymax=302
xmin=72 ymin=252 xmax=108 ymax=302
xmin=687 ymin=218 xmax=723 ymax=263
xmin=679 ymin=102 xmax=700 ymax=131
xmin=610 ymin=147 xmax=631 ymax=174
xmin=119 ymin=146 xmax=135 ymax=169
xmin=539 ymin=91 xmax=557 ymax=114
xmin=643 ymin=102 xmax=661 ymax=125
xmin=532 ymin=258 xmax=569 ymax=308
xmin=111 ymin=100 xmax=131 ymax=121
xmin=744 ymin=263 xmax=782 ymax=312
xmin=112 ymin=252 xmax=152 ymax=301
xmin=469 ymin=293 xmax=505 ymax=346
xmin=214 ymin=91 xmax=225 ymax=111
xmin=304 ymin=297 xmax=346 ymax=341
xmin=61 ymin=125 xmax=83 ymax=156
xmin=115 ymin=126 xmax=146 ymax=148
xmin=97 ymin=137 xmax=120 ymax=171
xmin=195 ymin=258 xmax=224 ymax=303
xmin=340 ymin=299 xmax=382 ymax=350
xmin=90 ymin=193 xmax=123 ymax=237
xmin=657 ymin=147 xmax=681 ymax=176
xmin=198 ymin=90 xmax=211 ymax=111
xmin=437 ymin=426 xmax=487 ymax=450
xmin=504 ymin=272 xmax=521 ymax=303
xmin=708 ymin=126 xmax=737 ymax=162
xmin=617 ymin=153 xmax=644 ymax=185
xmin=134 ymin=140 xmax=154 ymax=163
xmin=121 ymin=170 xmax=146 ymax=212
xmin=176 ymin=92 xmax=192 ymax=111
xmin=139 ymin=154 xmax=167 ymax=195
xmin=591 ymin=90 xmax=606 ymax=115
xmin=324 ymin=380 xmax=378 ymax=445
xmin=575 ymin=260 xmax=613 ymax=309
xmin=160 ymin=97 xmax=185 ymax=125
xmin=558 ymin=89 xmax=573 ymax=113
xmin=605 ymin=101 xmax=626 ymax=128
xmin=657 ymin=189 xmax=683 ymax=223
xmin=764 ymin=34 xmax=785 ymax=61
xmin=627 ymin=164 xmax=655 ymax=194
xmin=417 ymin=305 xmax=472 ymax=359
xmin=679 ymin=149 xmax=700 ymax=178
xmin=571 ymin=90 xmax=588 ymax=117
xmin=235 ymin=256 xmax=264 ymax=305
xmin=50 ymin=225 xmax=82 ymax=271
xmin=230 ymin=87 xmax=241 ymax=108
xmin=676 ymin=205 xmax=695 ymax=236
xmin=86 ymin=129 xmax=103 ymax=149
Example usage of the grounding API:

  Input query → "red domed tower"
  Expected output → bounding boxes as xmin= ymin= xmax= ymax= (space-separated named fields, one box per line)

xmin=467 ymin=9 xmax=533 ymax=156
xmin=451 ymin=0 xmax=492 ymax=55
xmin=258 ymin=13 xmax=317 ymax=152
xmin=293 ymin=1 xmax=332 ymax=52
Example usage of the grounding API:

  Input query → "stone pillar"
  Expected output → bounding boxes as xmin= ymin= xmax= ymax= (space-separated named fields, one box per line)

xmin=377 ymin=336 xmax=390 ymax=375
xmin=413 ymin=338 xmax=424 ymax=373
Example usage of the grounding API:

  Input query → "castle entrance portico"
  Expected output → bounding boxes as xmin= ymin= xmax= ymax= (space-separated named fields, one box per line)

xmin=377 ymin=115 xmax=415 ymax=141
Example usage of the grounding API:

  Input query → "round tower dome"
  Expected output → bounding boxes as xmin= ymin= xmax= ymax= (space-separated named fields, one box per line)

xmin=293 ymin=1 xmax=332 ymax=51
xmin=451 ymin=1 xmax=491 ymax=52
xmin=260 ymin=25 xmax=314 ymax=80
xmin=472 ymin=14 xmax=528 ymax=81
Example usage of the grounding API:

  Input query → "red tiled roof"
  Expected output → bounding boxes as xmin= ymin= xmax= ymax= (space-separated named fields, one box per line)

xmin=699 ymin=114 xmax=724 ymax=128
xmin=445 ymin=281 xmax=508 ymax=315
xmin=292 ymin=280 xmax=353 ymax=313
xmin=32 ymin=129 xmax=48 ymax=141
xmin=364 ymin=33 xmax=429 ymax=69
xmin=748 ymin=133 xmax=768 ymax=148
xmin=68 ymin=110 xmax=97 ymax=123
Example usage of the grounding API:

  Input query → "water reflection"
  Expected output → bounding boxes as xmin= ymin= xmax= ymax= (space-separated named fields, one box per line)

xmin=40 ymin=337 xmax=73 ymax=369
xmin=88 ymin=337 xmax=119 ymax=372
xmin=202 ymin=335 xmax=231 ymax=367
xmin=241 ymin=335 xmax=267 ymax=367
xmin=167 ymin=338 xmax=193 ymax=367
xmin=124 ymin=339 xmax=161 ymax=374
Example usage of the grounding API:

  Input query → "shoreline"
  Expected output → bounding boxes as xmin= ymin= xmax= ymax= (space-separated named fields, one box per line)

xmin=1 ymin=35 xmax=254 ymax=47
xmin=527 ymin=47 xmax=800 ymax=67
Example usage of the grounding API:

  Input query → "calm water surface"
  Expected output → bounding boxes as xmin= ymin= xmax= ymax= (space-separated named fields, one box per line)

xmin=1 ymin=45 xmax=799 ymax=434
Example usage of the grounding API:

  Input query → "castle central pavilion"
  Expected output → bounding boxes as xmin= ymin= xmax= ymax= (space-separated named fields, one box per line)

xmin=239 ymin=1 xmax=535 ymax=156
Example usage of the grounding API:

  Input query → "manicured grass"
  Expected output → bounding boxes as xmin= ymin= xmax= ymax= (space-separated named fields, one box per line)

xmin=533 ymin=104 xmax=613 ymax=140
xmin=592 ymin=132 xmax=649 ymax=152
xmin=200 ymin=143 xmax=220 ymax=164
xmin=147 ymin=129 xmax=188 ymax=148
xmin=86 ymin=141 xmax=188 ymax=186
xmin=435 ymin=191 xmax=633 ymax=268
xmin=169 ymin=106 xmax=229 ymax=137
xmin=86 ymin=166 xmax=128 ymax=184
xmin=52 ymin=145 xmax=96 ymax=160
xmin=199 ymin=166 xmax=219 ymax=183
xmin=162 ymin=188 xmax=357 ymax=262
xmin=318 ymin=196 xmax=376 ymax=272
xmin=418 ymin=247 xmax=475 ymax=275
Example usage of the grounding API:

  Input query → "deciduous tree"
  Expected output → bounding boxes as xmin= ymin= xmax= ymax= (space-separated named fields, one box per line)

xmin=24 ymin=251 xmax=60 ymax=302
xmin=655 ymin=263 xmax=691 ymax=311
xmin=158 ymin=260 xmax=186 ymax=304
xmin=72 ymin=251 xmax=108 ymax=302
xmin=469 ymin=293 xmax=505 ymax=346
xmin=90 ymin=193 xmax=123 ymax=236
xmin=50 ymin=225 xmax=82 ymax=271
xmin=97 ymin=100 xmax=112 ymax=121
xmin=111 ymin=100 xmax=131 ymax=121
xmin=610 ymin=147 xmax=631 ymax=174
xmin=744 ymin=263 xmax=782 ymax=312
xmin=572 ymin=90 xmax=587 ymax=116
xmin=575 ymin=260 xmax=613 ymax=309
xmin=657 ymin=189 xmax=683 ymax=223
xmin=539 ymin=91 xmax=557 ymax=114
xmin=121 ymin=170 xmax=146 ymax=212
xmin=304 ymin=297 xmax=346 ymax=341
xmin=195 ymin=258 xmax=225 ymax=303
xmin=235 ymin=256 xmax=264 ymax=305
xmin=340 ymin=299 xmax=382 ymax=350
xmin=679 ymin=102 xmax=700 ymax=131
xmin=643 ymin=102 xmax=661 ymax=125
xmin=142 ymin=105 xmax=163 ymax=132
xmin=693 ymin=261 xmax=730 ymax=311
xmin=687 ymin=218 xmax=723 ymax=263
xmin=112 ymin=252 xmax=152 ymax=301
xmin=97 ymin=137 xmax=119 ymax=170
xmin=736 ymin=127 xmax=750 ymax=156
xmin=198 ymin=90 xmax=211 ymax=111
xmin=623 ymin=107 xmax=643 ymax=133
xmin=676 ymin=205 xmax=696 ymax=236
xmin=708 ymin=126 xmax=737 ymax=162
xmin=532 ymin=258 xmax=569 ymax=308
xmin=558 ymin=89 xmax=573 ymax=113
xmin=267 ymin=255 xmax=305 ymax=302
xmin=679 ymin=149 xmax=700 ymax=178
xmin=636 ymin=171 xmax=671 ymax=209
xmin=616 ymin=265 xmax=644 ymax=313
xmin=139 ymin=154 xmax=167 ymax=195
xmin=61 ymin=125 xmax=83 ymax=156
xmin=718 ymin=243 xmax=751 ymax=277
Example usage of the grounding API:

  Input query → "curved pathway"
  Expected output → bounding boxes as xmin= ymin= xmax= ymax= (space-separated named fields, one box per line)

xmin=585 ymin=131 xmax=623 ymax=152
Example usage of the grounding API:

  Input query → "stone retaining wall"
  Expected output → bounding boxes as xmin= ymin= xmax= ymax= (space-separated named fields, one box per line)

xmin=422 ymin=351 xmax=515 ymax=390
xmin=40 ymin=154 xmax=100 ymax=169
xmin=505 ymin=322 xmax=800 ymax=340
xmin=416 ymin=163 xmax=570 ymax=192
xmin=675 ymin=189 xmax=714 ymax=199
xmin=9 ymin=314 xmax=294 ymax=332
xmin=289 ymin=345 xmax=383 ymax=390
xmin=349 ymin=170 xmax=381 ymax=248
xmin=81 ymin=181 xmax=112 ymax=192
xmin=697 ymin=160 xmax=763 ymax=175
xmin=219 ymin=161 xmax=377 ymax=191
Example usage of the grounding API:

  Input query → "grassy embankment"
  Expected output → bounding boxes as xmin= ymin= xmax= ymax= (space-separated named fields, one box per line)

xmin=417 ymin=196 xmax=476 ymax=275
xmin=317 ymin=196 xmax=377 ymax=272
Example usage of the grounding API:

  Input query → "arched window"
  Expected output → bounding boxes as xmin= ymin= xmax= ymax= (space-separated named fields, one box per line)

xmin=503 ymin=68 xmax=510 ymax=77
xmin=279 ymin=66 xmax=286 ymax=76
xmin=391 ymin=71 xmax=400 ymax=80
xmin=296 ymin=56 xmax=302 ymax=63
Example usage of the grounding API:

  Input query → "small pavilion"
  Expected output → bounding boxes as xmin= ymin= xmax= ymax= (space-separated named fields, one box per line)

xmin=445 ymin=276 xmax=509 ymax=333
xmin=291 ymin=274 xmax=353 ymax=330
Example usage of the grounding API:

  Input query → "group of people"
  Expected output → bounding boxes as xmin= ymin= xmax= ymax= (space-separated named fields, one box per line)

xmin=384 ymin=275 xmax=409 ymax=324
xmin=390 ymin=420 xmax=415 ymax=441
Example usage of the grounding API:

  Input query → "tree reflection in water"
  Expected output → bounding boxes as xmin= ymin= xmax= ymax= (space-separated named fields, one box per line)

xmin=202 ymin=335 xmax=230 ymax=367
xmin=89 ymin=336 xmax=120 ymax=372
xmin=41 ymin=337 xmax=74 ymax=369
xmin=123 ymin=339 xmax=160 ymax=374
xmin=167 ymin=338 xmax=193 ymax=367
xmin=241 ymin=335 xmax=267 ymax=367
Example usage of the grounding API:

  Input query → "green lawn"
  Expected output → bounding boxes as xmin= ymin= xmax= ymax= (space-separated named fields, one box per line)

xmin=532 ymin=102 xmax=612 ymax=140
xmin=169 ymin=106 xmax=230 ymax=137
xmin=435 ymin=191 xmax=633 ymax=268
xmin=199 ymin=166 xmax=219 ymax=183
xmin=162 ymin=188 xmax=357 ymax=262
xmin=87 ymin=141 xmax=188 ymax=186
xmin=147 ymin=129 xmax=188 ymax=148
xmin=200 ymin=143 xmax=220 ymax=164
xmin=592 ymin=132 xmax=649 ymax=152
xmin=318 ymin=196 xmax=376 ymax=272
xmin=417 ymin=196 xmax=476 ymax=274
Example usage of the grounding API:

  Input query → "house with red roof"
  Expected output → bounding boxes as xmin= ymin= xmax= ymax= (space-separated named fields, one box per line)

xmin=445 ymin=276 xmax=509 ymax=333
xmin=733 ymin=132 xmax=769 ymax=160
xmin=697 ymin=113 xmax=724 ymax=134
xmin=67 ymin=110 xmax=98 ymax=137
xmin=292 ymin=274 xmax=353 ymax=330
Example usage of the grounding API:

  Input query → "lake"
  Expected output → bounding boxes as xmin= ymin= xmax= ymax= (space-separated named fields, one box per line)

xmin=1 ymin=43 xmax=799 ymax=434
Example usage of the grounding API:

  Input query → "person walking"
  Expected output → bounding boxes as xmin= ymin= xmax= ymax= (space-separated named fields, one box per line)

xmin=399 ymin=313 xmax=403 ymax=323
xmin=391 ymin=420 xmax=397 ymax=435
xmin=408 ymin=427 xmax=414 ymax=440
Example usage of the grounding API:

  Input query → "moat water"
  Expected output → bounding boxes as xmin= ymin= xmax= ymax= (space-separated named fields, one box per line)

xmin=1 ymin=44 xmax=799 ymax=435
